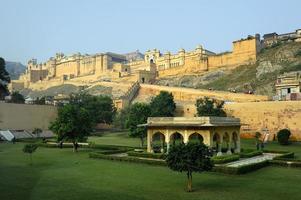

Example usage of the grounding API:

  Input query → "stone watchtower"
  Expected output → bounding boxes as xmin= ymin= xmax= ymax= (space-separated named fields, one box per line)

xmin=144 ymin=49 xmax=161 ymax=64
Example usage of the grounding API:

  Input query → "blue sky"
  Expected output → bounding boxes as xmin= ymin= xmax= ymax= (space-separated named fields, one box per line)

xmin=1 ymin=0 xmax=301 ymax=64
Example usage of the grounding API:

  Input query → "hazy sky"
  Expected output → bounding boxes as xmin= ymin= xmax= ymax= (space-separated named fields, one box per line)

xmin=1 ymin=0 xmax=301 ymax=64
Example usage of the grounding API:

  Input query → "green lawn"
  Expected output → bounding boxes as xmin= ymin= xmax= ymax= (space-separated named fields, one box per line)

xmin=1 ymin=142 xmax=301 ymax=200
xmin=88 ymin=131 xmax=301 ymax=158
xmin=1 ymin=132 xmax=301 ymax=200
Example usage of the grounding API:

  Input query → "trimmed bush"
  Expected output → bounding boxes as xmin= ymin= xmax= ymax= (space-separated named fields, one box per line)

xmin=89 ymin=152 xmax=166 ymax=166
xmin=277 ymin=129 xmax=291 ymax=145
xmin=213 ymin=160 xmax=269 ymax=174
xmin=88 ymin=143 xmax=134 ymax=151
xmin=269 ymin=160 xmax=301 ymax=168
xmin=94 ymin=149 xmax=127 ymax=155
xmin=211 ymin=154 xmax=240 ymax=164
xmin=240 ymin=150 xmax=263 ymax=158
xmin=127 ymin=151 xmax=166 ymax=159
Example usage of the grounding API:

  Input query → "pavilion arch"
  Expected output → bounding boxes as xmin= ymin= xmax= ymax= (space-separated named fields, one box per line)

xmin=212 ymin=132 xmax=221 ymax=149
xmin=188 ymin=132 xmax=204 ymax=144
xmin=151 ymin=132 xmax=166 ymax=153
xmin=232 ymin=131 xmax=239 ymax=151
xmin=170 ymin=132 xmax=184 ymax=146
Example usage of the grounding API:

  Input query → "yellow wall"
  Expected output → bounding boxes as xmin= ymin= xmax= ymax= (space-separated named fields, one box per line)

xmin=0 ymin=103 xmax=57 ymax=130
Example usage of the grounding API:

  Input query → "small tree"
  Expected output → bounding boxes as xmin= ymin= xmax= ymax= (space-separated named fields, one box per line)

xmin=166 ymin=143 xmax=213 ymax=192
xmin=49 ymin=104 xmax=94 ymax=152
xmin=196 ymin=97 xmax=226 ymax=117
xmin=277 ymin=129 xmax=291 ymax=145
xmin=113 ymin=106 xmax=130 ymax=129
xmin=150 ymin=91 xmax=176 ymax=117
xmin=255 ymin=132 xmax=262 ymax=150
xmin=0 ymin=57 xmax=10 ymax=99
xmin=23 ymin=144 xmax=38 ymax=165
xmin=32 ymin=128 xmax=42 ymax=138
xmin=126 ymin=103 xmax=151 ymax=147
xmin=9 ymin=91 xmax=25 ymax=104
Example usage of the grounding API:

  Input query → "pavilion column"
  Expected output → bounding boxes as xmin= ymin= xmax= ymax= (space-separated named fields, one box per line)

xmin=227 ymin=140 xmax=232 ymax=155
xmin=235 ymin=135 xmax=241 ymax=153
xmin=217 ymin=135 xmax=223 ymax=156
xmin=184 ymin=130 xmax=189 ymax=144
xmin=160 ymin=134 xmax=164 ymax=153
xmin=147 ymin=130 xmax=153 ymax=153
xmin=165 ymin=130 xmax=170 ymax=153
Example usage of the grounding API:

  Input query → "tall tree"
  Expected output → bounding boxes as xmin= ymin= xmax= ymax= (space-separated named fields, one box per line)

xmin=150 ymin=91 xmax=176 ymax=117
xmin=196 ymin=97 xmax=226 ymax=117
xmin=166 ymin=143 xmax=213 ymax=192
xmin=49 ymin=104 xmax=93 ymax=152
xmin=126 ymin=102 xmax=151 ymax=147
xmin=0 ymin=57 xmax=10 ymax=99
xmin=69 ymin=92 xmax=116 ymax=124
xmin=9 ymin=91 xmax=25 ymax=104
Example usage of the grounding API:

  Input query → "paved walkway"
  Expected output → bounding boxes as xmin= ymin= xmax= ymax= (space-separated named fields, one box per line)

xmin=225 ymin=153 xmax=279 ymax=167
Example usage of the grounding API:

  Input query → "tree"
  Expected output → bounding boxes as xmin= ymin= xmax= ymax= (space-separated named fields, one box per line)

xmin=34 ymin=96 xmax=46 ymax=105
xmin=32 ymin=128 xmax=42 ymax=138
xmin=69 ymin=92 xmax=116 ymax=124
xmin=166 ymin=143 xmax=213 ymax=192
xmin=277 ymin=129 xmax=291 ymax=145
xmin=9 ymin=91 xmax=25 ymax=104
xmin=49 ymin=104 xmax=94 ymax=152
xmin=23 ymin=144 xmax=38 ymax=165
xmin=196 ymin=97 xmax=226 ymax=117
xmin=150 ymin=91 xmax=176 ymax=117
xmin=255 ymin=132 xmax=262 ymax=150
xmin=126 ymin=103 xmax=151 ymax=147
xmin=113 ymin=106 xmax=130 ymax=129
xmin=0 ymin=57 xmax=10 ymax=99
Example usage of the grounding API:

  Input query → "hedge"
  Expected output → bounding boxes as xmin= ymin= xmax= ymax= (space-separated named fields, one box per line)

xmin=240 ymin=150 xmax=263 ymax=158
xmin=127 ymin=151 xmax=166 ymax=159
xmin=94 ymin=149 xmax=127 ymax=155
xmin=269 ymin=160 xmax=301 ymax=168
xmin=89 ymin=152 xmax=167 ymax=166
xmin=37 ymin=143 xmax=74 ymax=148
xmin=262 ymin=150 xmax=295 ymax=160
xmin=88 ymin=143 xmax=135 ymax=151
xmin=211 ymin=154 xmax=240 ymax=164
xmin=213 ymin=160 xmax=269 ymax=174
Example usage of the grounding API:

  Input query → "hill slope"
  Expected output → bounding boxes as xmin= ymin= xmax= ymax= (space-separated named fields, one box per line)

xmin=155 ymin=42 xmax=301 ymax=96
xmin=6 ymin=61 xmax=26 ymax=80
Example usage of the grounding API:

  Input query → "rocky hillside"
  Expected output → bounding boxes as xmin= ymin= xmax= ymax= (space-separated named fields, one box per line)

xmin=6 ymin=61 xmax=26 ymax=80
xmin=155 ymin=42 xmax=301 ymax=96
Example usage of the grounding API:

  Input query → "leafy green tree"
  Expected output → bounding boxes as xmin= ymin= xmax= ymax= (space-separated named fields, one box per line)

xmin=113 ymin=106 xmax=130 ymax=129
xmin=69 ymin=92 xmax=116 ymax=124
xmin=126 ymin=103 xmax=151 ymax=147
xmin=23 ymin=144 xmax=38 ymax=165
xmin=196 ymin=97 xmax=226 ymax=117
xmin=255 ymin=131 xmax=262 ymax=150
xmin=34 ymin=96 xmax=46 ymax=105
xmin=32 ymin=128 xmax=43 ymax=138
xmin=277 ymin=129 xmax=291 ymax=145
xmin=166 ymin=143 xmax=213 ymax=192
xmin=49 ymin=104 xmax=94 ymax=152
xmin=0 ymin=57 xmax=10 ymax=99
xmin=150 ymin=91 xmax=176 ymax=117
xmin=10 ymin=91 xmax=25 ymax=104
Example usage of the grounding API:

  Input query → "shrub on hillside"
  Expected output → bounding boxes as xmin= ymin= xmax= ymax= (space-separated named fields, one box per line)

xmin=277 ymin=129 xmax=291 ymax=145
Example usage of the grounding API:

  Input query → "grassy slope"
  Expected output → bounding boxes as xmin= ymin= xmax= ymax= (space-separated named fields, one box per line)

xmin=200 ymin=42 xmax=301 ymax=95
xmin=1 ymin=142 xmax=301 ymax=200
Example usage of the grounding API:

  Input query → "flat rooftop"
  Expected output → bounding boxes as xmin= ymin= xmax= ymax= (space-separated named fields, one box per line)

xmin=139 ymin=117 xmax=241 ymax=127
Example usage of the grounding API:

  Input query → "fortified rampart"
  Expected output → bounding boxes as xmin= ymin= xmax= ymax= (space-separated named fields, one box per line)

xmin=0 ymin=103 xmax=57 ymax=130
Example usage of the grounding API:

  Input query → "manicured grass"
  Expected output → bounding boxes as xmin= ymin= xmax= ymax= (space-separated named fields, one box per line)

xmin=88 ymin=131 xmax=301 ymax=158
xmin=88 ymin=131 xmax=142 ymax=147
xmin=1 ymin=142 xmax=301 ymax=200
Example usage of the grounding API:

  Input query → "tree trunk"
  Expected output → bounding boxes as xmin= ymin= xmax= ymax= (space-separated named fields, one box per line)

xmin=140 ymin=137 xmax=144 ymax=148
xmin=30 ymin=154 xmax=32 ymax=165
xmin=73 ymin=141 xmax=78 ymax=152
xmin=187 ymin=171 xmax=193 ymax=192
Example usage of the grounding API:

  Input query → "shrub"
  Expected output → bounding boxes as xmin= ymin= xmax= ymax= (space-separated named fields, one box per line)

xmin=240 ymin=150 xmax=262 ymax=158
xmin=211 ymin=154 xmax=240 ymax=164
xmin=89 ymin=152 xmax=166 ymax=166
xmin=127 ymin=151 xmax=166 ymax=159
xmin=277 ymin=129 xmax=291 ymax=145
xmin=213 ymin=160 xmax=269 ymax=174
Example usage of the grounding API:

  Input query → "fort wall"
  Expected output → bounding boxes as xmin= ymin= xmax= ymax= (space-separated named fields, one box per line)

xmin=0 ymin=103 xmax=57 ymax=130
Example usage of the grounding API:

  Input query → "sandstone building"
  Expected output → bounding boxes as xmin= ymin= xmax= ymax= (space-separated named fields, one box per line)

xmin=10 ymin=35 xmax=261 ymax=91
